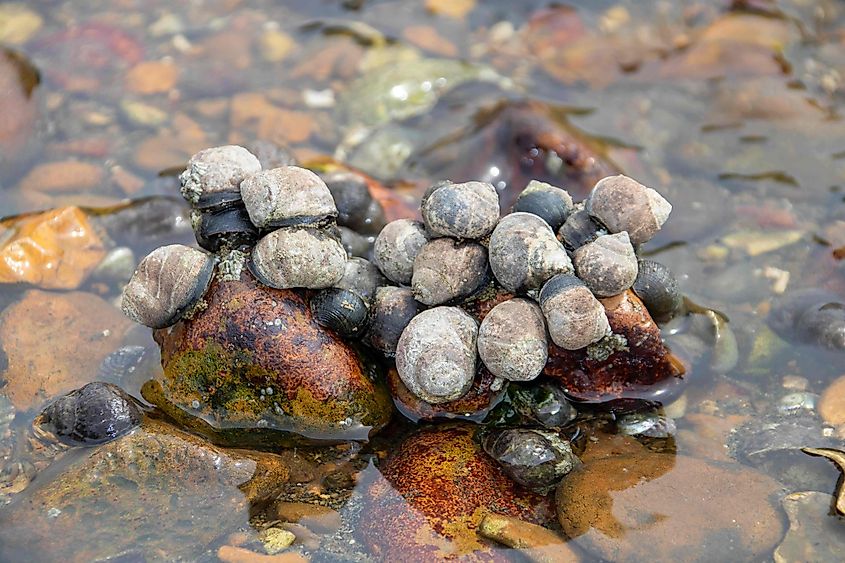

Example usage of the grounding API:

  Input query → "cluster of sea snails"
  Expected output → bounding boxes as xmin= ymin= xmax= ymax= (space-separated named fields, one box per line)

xmin=121 ymin=144 xmax=683 ymax=417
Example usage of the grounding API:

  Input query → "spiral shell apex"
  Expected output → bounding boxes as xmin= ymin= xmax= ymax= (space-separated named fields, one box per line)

xmin=241 ymin=166 xmax=338 ymax=229
xmin=395 ymin=307 xmax=478 ymax=404
xmin=179 ymin=145 xmax=261 ymax=207
xmin=121 ymin=244 xmax=216 ymax=329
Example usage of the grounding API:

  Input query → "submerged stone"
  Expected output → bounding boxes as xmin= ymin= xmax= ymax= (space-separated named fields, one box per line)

xmin=774 ymin=491 xmax=845 ymax=563
xmin=147 ymin=269 xmax=393 ymax=447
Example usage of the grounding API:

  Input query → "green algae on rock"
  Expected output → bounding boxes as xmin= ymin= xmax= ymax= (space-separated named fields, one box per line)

xmin=146 ymin=268 xmax=393 ymax=447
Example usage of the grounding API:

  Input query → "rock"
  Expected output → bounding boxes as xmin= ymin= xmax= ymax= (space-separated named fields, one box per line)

xmin=543 ymin=291 xmax=686 ymax=408
xmin=820 ymin=375 xmax=845 ymax=427
xmin=774 ymin=491 xmax=845 ymax=563
xmin=425 ymin=0 xmax=475 ymax=19
xmin=230 ymin=92 xmax=314 ymax=145
xmin=0 ymin=206 xmax=107 ymax=289
xmin=0 ymin=4 xmax=43 ymax=45
xmin=359 ymin=424 xmax=555 ymax=561
xmin=125 ymin=60 xmax=179 ymax=94
xmin=0 ymin=48 xmax=39 ymax=176
xmin=218 ymin=546 xmax=308 ymax=563
xmin=0 ymin=289 xmax=133 ymax=410
xmin=147 ymin=268 xmax=393 ymax=447
xmin=270 ymin=501 xmax=342 ymax=533
xmin=478 ymin=513 xmax=581 ymax=563
xmin=259 ymin=30 xmax=295 ymax=63
xmin=556 ymin=454 xmax=786 ymax=562
xmin=17 ymin=160 xmax=104 ymax=194
xmin=0 ymin=418 xmax=290 ymax=562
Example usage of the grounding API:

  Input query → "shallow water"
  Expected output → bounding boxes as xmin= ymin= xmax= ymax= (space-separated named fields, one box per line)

xmin=1 ymin=0 xmax=845 ymax=561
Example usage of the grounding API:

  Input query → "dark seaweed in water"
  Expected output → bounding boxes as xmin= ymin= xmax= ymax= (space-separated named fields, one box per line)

xmin=38 ymin=382 xmax=143 ymax=446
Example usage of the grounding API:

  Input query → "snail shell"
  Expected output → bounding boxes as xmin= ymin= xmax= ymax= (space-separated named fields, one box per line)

xmin=539 ymin=274 xmax=611 ymax=350
xmin=373 ymin=219 xmax=428 ymax=285
xmin=421 ymin=180 xmax=500 ymax=239
xmin=477 ymin=298 xmax=548 ymax=382
xmin=573 ymin=232 xmax=638 ymax=298
xmin=310 ymin=288 xmax=370 ymax=338
xmin=121 ymin=244 xmax=216 ymax=329
xmin=38 ymin=382 xmax=143 ymax=446
xmin=395 ymin=306 xmax=478 ymax=404
xmin=249 ymin=227 xmax=347 ymax=289
xmin=338 ymin=225 xmax=374 ymax=259
xmin=412 ymin=238 xmax=489 ymax=306
xmin=336 ymin=257 xmax=386 ymax=304
xmin=585 ymin=175 xmax=671 ymax=245
xmin=512 ymin=180 xmax=574 ymax=232
xmin=179 ymin=145 xmax=261 ymax=208
xmin=191 ymin=205 xmax=258 ymax=252
xmin=240 ymin=166 xmax=338 ymax=229
xmin=489 ymin=212 xmax=573 ymax=293
xmin=366 ymin=286 xmax=421 ymax=356
xmin=481 ymin=428 xmax=578 ymax=493
xmin=558 ymin=207 xmax=607 ymax=251
xmin=632 ymin=259 xmax=683 ymax=322
xmin=323 ymin=170 xmax=387 ymax=234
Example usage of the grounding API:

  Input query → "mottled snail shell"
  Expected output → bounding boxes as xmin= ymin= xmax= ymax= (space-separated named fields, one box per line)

xmin=366 ymin=286 xmax=421 ymax=356
xmin=311 ymin=288 xmax=370 ymax=338
xmin=395 ymin=306 xmax=478 ymax=404
xmin=412 ymin=238 xmax=489 ymax=306
xmin=322 ymin=170 xmax=387 ymax=234
xmin=179 ymin=145 xmax=261 ymax=208
xmin=240 ymin=166 xmax=338 ymax=229
xmin=585 ymin=174 xmax=672 ymax=245
xmin=38 ymin=382 xmax=143 ymax=446
xmin=512 ymin=180 xmax=574 ymax=232
xmin=573 ymin=232 xmax=638 ymax=298
xmin=632 ymin=259 xmax=683 ymax=322
xmin=489 ymin=212 xmax=573 ymax=293
xmin=191 ymin=205 xmax=258 ymax=252
xmin=558 ymin=207 xmax=607 ymax=251
xmin=335 ymin=257 xmax=386 ymax=304
xmin=249 ymin=227 xmax=346 ymax=289
xmin=539 ymin=274 xmax=611 ymax=350
xmin=121 ymin=244 xmax=216 ymax=329
xmin=477 ymin=298 xmax=548 ymax=382
xmin=421 ymin=180 xmax=500 ymax=239
xmin=373 ymin=219 xmax=428 ymax=285
xmin=481 ymin=427 xmax=578 ymax=493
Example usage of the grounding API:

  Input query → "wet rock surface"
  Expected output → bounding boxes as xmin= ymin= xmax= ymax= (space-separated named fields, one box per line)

xmin=774 ymin=491 xmax=845 ymax=563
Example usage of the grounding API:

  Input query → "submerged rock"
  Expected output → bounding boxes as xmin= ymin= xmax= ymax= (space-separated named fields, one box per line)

xmin=147 ymin=268 xmax=393 ymax=447
xmin=359 ymin=424 xmax=554 ymax=561
xmin=774 ymin=491 xmax=845 ymax=563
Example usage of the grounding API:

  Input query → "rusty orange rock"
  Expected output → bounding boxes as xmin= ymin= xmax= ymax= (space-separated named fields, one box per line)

xmin=359 ymin=424 xmax=555 ymax=561
xmin=0 ymin=289 xmax=132 ymax=410
xmin=0 ymin=206 xmax=107 ymax=289
xmin=543 ymin=291 xmax=686 ymax=409
xmin=146 ymin=269 xmax=393 ymax=447
xmin=125 ymin=60 xmax=179 ymax=94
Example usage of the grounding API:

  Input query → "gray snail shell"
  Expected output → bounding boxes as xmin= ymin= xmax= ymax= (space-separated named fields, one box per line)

xmin=558 ymin=207 xmax=608 ymax=251
xmin=489 ymin=212 xmax=573 ymax=293
xmin=191 ymin=205 xmax=258 ymax=252
xmin=310 ymin=288 xmax=370 ymax=338
xmin=585 ymin=174 xmax=672 ymax=245
xmin=366 ymin=286 xmax=421 ymax=356
xmin=395 ymin=306 xmax=478 ymax=404
xmin=373 ymin=219 xmax=428 ymax=285
xmin=335 ymin=257 xmax=386 ymax=304
xmin=573 ymin=232 xmax=638 ymax=298
xmin=632 ymin=259 xmax=683 ymax=322
xmin=481 ymin=428 xmax=579 ymax=493
xmin=412 ymin=238 xmax=489 ymax=306
xmin=322 ymin=170 xmax=387 ymax=234
xmin=421 ymin=180 xmax=500 ymax=239
xmin=249 ymin=227 xmax=346 ymax=289
xmin=477 ymin=298 xmax=548 ymax=382
xmin=512 ymin=180 xmax=574 ymax=232
xmin=179 ymin=145 xmax=261 ymax=207
xmin=121 ymin=244 xmax=216 ymax=329
xmin=539 ymin=274 xmax=611 ymax=350
xmin=240 ymin=166 xmax=338 ymax=229
xmin=794 ymin=301 xmax=845 ymax=351
xmin=38 ymin=382 xmax=143 ymax=447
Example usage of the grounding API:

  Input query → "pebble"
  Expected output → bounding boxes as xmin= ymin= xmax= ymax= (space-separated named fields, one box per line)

xmin=218 ymin=546 xmax=308 ymax=563
xmin=260 ymin=527 xmax=296 ymax=554
xmin=120 ymin=99 xmax=168 ymax=127
xmin=556 ymin=454 xmax=785 ymax=562
xmin=774 ymin=491 xmax=845 ymax=563
xmin=0 ymin=4 xmax=43 ymax=45
xmin=259 ymin=29 xmax=295 ymax=63
xmin=425 ymin=0 xmax=476 ymax=19
xmin=0 ymin=206 xmax=107 ymax=289
xmin=478 ymin=513 xmax=581 ymax=563
xmin=125 ymin=60 xmax=179 ymax=94
xmin=0 ymin=290 xmax=132 ymax=410
xmin=819 ymin=375 xmax=845 ymax=427
xmin=18 ymin=161 xmax=105 ymax=193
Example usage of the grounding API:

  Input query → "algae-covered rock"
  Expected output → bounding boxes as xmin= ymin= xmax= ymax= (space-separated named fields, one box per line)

xmin=146 ymin=268 xmax=393 ymax=447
